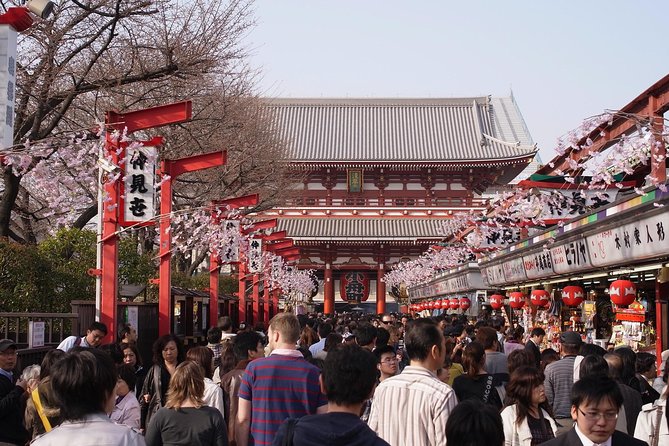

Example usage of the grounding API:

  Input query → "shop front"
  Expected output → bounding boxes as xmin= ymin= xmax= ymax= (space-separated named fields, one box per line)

xmin=478 ymin=186 xmax=669 ymax=363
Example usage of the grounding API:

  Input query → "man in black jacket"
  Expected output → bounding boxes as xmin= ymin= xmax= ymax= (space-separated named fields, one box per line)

xmin=525 ymin=326 xmax=545 ymax=369
xmin=0 ymin=339 xmax=29 ymax=445
xmin=539 ymin=376 xmax=647 ymax=446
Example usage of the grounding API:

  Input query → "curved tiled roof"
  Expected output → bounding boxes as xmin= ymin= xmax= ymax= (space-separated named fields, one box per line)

xmin=277 ymin=218 xmax=445 ymax=241
xmin=265 ymin=97 xmax=535 ymax=162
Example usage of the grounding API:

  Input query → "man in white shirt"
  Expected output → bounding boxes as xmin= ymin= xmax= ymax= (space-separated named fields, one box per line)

xmin=308 ymin=322 xmax=332 ymax=358
xmin=57 ymin=321 xmax=107 ymax=352
xmin=369 ymin=318 xmax=457 ymax=446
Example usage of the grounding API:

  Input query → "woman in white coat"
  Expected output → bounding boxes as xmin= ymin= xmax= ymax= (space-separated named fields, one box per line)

xmin=501 ymin=366 xmax=558 ymax=446
xmin=634 ymin=385 xmax=668 ymax=446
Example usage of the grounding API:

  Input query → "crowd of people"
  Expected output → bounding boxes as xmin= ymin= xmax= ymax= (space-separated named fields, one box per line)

xmin=1 ymin=311 xmax=668 ymax=446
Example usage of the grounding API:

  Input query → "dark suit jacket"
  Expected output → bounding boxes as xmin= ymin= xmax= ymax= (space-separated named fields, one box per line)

xmin=539 ymin=428 xmax=648 ymax=446
xmin=525 ymin=339 xmax=541 ymax=369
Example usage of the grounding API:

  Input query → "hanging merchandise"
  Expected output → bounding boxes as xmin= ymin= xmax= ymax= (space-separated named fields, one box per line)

xmin=530 ymin=289 xmax=550 ymax=308
xmin=609 ymin=279 xmax=636 ymax=307
xmin=562 ymin=285 xmax=585 ymax=307
xmin=509 ymin=291 xmax=525 ymax=309
xmin=489 ymin=294 xmax=504 ymax=310
xmin=459 ymin=297 xmax=471 ymax=311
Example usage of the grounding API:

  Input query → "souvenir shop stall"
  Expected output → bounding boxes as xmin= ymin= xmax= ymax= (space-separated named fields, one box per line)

xmin=478 ymin=186 xmax=669 ymax=361
xmin=408 ymin=263 xmax=485 ymax=319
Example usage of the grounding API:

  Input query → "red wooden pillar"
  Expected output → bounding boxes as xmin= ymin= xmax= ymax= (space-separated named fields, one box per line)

xmin=263 ymin=279 xmax=270 ymax=324
xmin=158 ymin=173 xmax=173 ymax=336
xmin=272 ymin=289 xmax=279 ymax=316
xmin=99 ymin=125 xmax=120 ymax=343
xmin=650 ymin=96 xmax=666 ymax=184
xmin=238 ymin=260 xmax=247 ymax=324
xmin=252 ymin=274 xmax=260 ymax=325
xmin=209 ymin=252 xmax=219 ymax=329
xmin=376 ymin=264 xmax=386 ymax=315
xmin=324 ymin=264 xmax=334 ymax=315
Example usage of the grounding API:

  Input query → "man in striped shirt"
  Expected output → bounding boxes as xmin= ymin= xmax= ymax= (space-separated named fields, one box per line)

xmin=236 ymin=313 xmax=327 ymax=446
xmin=544 ymin=330 xmax=582 ymax=436
xmin=368 ymin=318 xmax=457 ymax=446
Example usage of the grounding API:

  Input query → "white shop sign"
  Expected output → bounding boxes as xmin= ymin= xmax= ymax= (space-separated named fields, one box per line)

xmin=587 ymin=210 xmax=669 ymax=267
xmin=483 ymin=263 xmax=506 ymax=286
xmin=551 ymin=238 xmax=592 ymax=274
xmin=503 ymin=257 xmax=526 ymax=282
xmin=522 ymin=251 xmax=555 ymax=279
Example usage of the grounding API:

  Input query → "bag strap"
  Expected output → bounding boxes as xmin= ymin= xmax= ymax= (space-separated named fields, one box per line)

xmin=282 ymin=418 xmax=298 ymax=446
xmin=651 ymin=405 xmax=664 ymax=446
xmin=482 ymin=375 xmax=494 ymax=404
xmin=31 ymin=388 xmax=52 ymax=432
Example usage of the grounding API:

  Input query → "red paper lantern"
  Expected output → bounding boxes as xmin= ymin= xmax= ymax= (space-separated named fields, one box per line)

xmin=440 ymin=299 xmax=449 ymax=310
xmin=609 ymin=279 xmax=636 ymax=307
xmin=561 ymin=285 xmax=584 ymax=307
xmin=459 ymin=297 xmax=471 ymax=311
xmin=489 ymin=294 xmax=504 ymax=310
xmin=509 ymin=291 xmax=525 ymax=309
xmin=449 ymin=298 xmax=460 ymax=310
xmin=530 ymin=289 xmax=550 ymax=308
xmin=339 ymin=271 xmax=370 ymax=302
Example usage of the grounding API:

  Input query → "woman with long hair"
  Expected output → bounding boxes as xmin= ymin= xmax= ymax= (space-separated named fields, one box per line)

xmin=186 ymin=346 xmax=225 ymax=417
xmin=500 ymin=366 xmax=557 ymax=446
xmin=634 ymin=384 xmax=668 ymax=445
xmin=140 ymin=334 xmax=185 ymax=431
xmin=452 ymin=341 xmax=503 ymax=410
xmin=145 ymin=361 xmax=227 ymax=446
xmin=121 ymin=342 xmax=147 ymax=396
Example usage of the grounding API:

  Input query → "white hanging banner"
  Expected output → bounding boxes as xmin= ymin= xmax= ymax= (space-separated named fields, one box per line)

xmin=0 ymin=25 xmax=16 ymax=150
xmin=248 ymin=238 xmax=262 ymax=273
xmin=122 ymin=145 xmax=157 ymax=225
xmin=221 ymin=220 xmax=240 ymax=263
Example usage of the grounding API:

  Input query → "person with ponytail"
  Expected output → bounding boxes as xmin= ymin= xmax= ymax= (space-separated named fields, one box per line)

xmin=452 ymin=341 xmax=503 ymax=410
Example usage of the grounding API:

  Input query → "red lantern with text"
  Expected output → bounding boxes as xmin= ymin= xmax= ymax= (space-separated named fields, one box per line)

xmin=609 ymin=280 xmax=636 ymax=307
xmin=489 ymin=294 xmax=504 ymax=310
xmin=530 ymin=289 xmax=550 ymax=308
xmin=562 ymin=285 xmax=584 ymax=307
xmin=509 ymin=291 xmax=525 ymax=309
xmin=459 ymin=297 xmax=471 ymax=311
xmin=440 ymin=299 xmax=448 ymax=310
xmin=449 ymin=298 xmax=460 ymax=310
xmin=339 ymin=271 xmax=370 ymax=302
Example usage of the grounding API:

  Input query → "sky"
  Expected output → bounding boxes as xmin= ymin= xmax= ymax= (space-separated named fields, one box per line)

xmin=243 ymin=0 xmax=669 ymax=163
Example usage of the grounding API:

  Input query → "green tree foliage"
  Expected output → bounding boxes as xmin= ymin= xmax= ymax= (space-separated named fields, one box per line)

xmin=0 ymin=228 xmax=156 ymax=312
xmin=0 ymin=239 xmax=55 ymax=312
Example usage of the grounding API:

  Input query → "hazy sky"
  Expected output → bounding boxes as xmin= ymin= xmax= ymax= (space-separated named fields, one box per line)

xmin=243 ymin=0 xmax=668 ymax=163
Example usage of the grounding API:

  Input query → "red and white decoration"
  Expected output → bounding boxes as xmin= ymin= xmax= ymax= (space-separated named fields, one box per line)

xmin=530 ymin=289 xmax=550 ymax=308
xmin=449 ymin=298 xmax=460 ymax=310
xmin=561 ymin=285 xmax=585 ymax=307
xmin=509 ymin=291 xmax=525 ymax=309
xmin=609 ymin=279 xmax=636 ymax=307
xmin=459 ymin=297 xmax=471 ymax=311
xmin=489 ymin=294 xmax=504 ymax=310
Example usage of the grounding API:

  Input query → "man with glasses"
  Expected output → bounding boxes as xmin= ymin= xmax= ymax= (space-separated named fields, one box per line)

xmin=0 ymin=339 xmax=29 ymax=445
xmin=539 ymin=376 xmax=647 ymax=446
xmin=375 ymin=345 xmax=398 ymax=382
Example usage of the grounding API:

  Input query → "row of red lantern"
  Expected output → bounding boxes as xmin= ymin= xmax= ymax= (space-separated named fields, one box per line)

xmin=486 ymin=279 xmax=637 ymax=311
xmin=410 ymin=297 xmax=471 ymax=312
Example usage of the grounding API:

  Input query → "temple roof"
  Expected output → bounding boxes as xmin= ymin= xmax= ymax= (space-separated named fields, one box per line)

xmin=277 ymin=217 xmax=445 ymax=242
xmin=265 ymin=96 xmax=536 ymax=163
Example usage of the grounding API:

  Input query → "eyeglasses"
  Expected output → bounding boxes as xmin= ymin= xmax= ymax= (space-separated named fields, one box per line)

xmin=577 ymin=407 xmax=618 ymax=421
xmin=381 ymin=320 xmax=392 ymax=324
